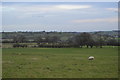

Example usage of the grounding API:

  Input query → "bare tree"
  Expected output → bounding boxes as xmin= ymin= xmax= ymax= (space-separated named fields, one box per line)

xmin=13 ymin=35 xmax=26 ymax=43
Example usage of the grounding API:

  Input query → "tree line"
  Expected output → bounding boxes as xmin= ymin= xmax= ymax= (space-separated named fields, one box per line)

xmin=2 ymin=32 xmax=119 ymax=48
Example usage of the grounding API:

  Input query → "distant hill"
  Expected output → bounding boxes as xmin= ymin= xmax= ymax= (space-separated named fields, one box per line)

xmin=90 ymin=30 xmax=119 ymax=37
xmin=1 ymin=30 xmax=119 ymax=41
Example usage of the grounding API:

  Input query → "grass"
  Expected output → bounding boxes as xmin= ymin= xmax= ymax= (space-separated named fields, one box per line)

xmin=2 ymin=47 xmax=118 ymax=78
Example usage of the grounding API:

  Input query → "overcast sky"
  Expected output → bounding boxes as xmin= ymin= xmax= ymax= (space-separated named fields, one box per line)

xmin=1 ymin=2 xmax=118 ymax=32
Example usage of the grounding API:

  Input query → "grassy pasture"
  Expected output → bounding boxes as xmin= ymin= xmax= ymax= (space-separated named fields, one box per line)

xmin=2 ymin=47 xmax=118 ymax=78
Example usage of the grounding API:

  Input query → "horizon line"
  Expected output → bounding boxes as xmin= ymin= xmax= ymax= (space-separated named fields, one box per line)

xmin=1 ymin=29 xmax=119 ymax=33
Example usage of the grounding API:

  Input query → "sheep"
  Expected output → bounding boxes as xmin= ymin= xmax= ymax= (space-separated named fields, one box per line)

xmin=88 ymin=56 xmax=94 ymax=60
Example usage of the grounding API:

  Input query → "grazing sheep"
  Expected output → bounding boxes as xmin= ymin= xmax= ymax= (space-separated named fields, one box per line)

xmin=88 ymin=56 xmax=94 ymax=60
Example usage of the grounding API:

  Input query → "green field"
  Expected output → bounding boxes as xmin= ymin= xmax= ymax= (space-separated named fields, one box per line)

xmin=2 ymin=47 xmax=118 ymax=78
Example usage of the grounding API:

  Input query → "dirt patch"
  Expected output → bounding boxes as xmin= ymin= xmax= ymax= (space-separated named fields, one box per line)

xmin=31 ymin=58 xmax=38 ymax=60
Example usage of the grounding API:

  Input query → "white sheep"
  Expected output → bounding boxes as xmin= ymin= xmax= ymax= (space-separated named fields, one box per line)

xmin=88 ymin=56 xmax=94 ymax=60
